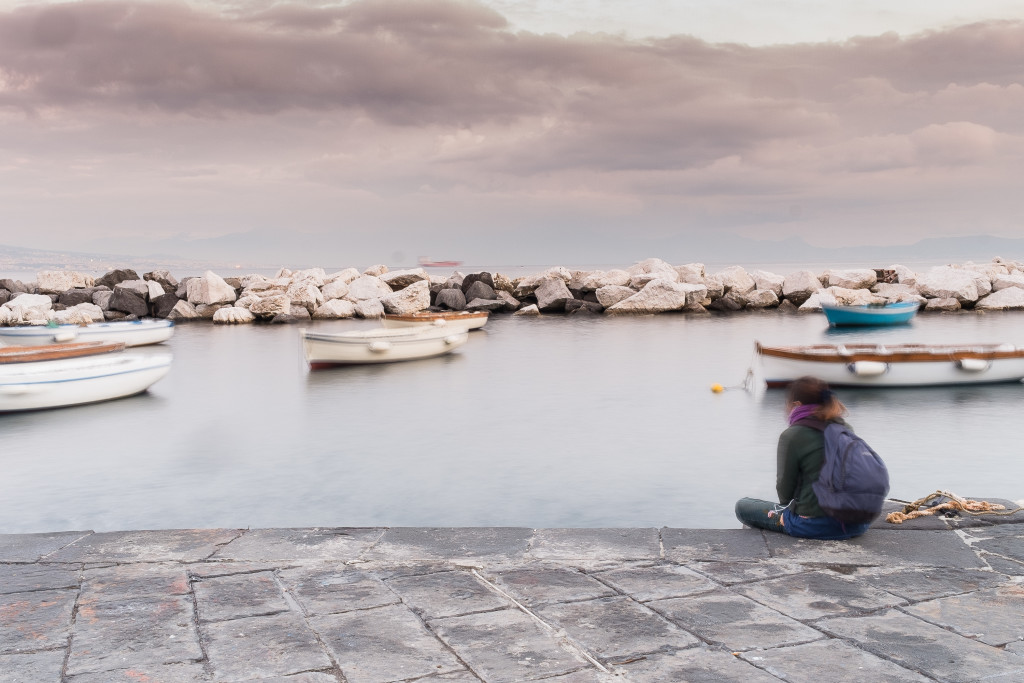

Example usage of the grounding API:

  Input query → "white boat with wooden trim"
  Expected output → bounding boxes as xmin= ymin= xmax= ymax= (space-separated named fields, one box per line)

xmin=756 ymin=342 xmax=1024 ymax=388
xmin=301 ymin=326 xmax=469 ymax=368
xmin=382 ymin=310 xmax=488 ymax=332
xmin=0 ymin=351 xmax=173 ymax=412
xmin=0 ymin=319 xmax=174 ymax=347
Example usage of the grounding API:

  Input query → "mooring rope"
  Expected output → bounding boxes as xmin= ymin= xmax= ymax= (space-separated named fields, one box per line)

xmin=886 ymin=490 xmax=1022 ymax=524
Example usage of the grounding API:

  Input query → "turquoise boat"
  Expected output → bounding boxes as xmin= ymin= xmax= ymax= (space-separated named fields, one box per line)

xmin=821 ymin=301 xmax=919 ymax=327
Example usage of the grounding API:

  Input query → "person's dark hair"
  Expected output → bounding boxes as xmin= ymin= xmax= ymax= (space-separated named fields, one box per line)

xmin=786 ymin=376 xmax=846 ymax=421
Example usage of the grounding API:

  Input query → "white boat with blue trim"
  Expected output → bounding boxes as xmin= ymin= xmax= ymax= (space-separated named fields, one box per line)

xmin=301 ymin=326 xmax=469 ymax=368
xmin=0 ymin=319 xmax=174 ymax=347
xmin=0 ymin=350 xmax=173 ymax=412
xmin=756 ymin=341 xmax=1024 ymax=388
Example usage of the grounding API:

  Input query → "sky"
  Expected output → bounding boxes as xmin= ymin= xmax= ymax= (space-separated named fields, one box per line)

xmin=1 ymin=0 xmax=1024 ymax=267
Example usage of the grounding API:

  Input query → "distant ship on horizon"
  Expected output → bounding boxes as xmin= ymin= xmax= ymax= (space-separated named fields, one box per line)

xmin=418 ymin=257 xmax=462 ymax=268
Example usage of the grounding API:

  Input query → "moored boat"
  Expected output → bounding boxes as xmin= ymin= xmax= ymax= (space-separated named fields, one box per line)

xmin=756 ymin=341 xmax=1024 ymax=388
xmin=0 ymin=351 xmax=173 ymax=412
xmin=301 ymin=326 xmax=469 ymax=368
xmin=382 ymin=310 xmax=488 ymax=332
xmin=821 ymin=301 xmax=919 ymax=327
xmin=418 ymin=257 xmax=462 ymax=268
xmin=0 ymin=319 xmax=175 ymax=347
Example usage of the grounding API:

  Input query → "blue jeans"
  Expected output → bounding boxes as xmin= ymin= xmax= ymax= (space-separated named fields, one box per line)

xmin=735 ymin=497 xmax=870 ymax=540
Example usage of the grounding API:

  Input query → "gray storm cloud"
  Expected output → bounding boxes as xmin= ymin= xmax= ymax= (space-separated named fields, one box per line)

xmin=0 ymin=0 xmax=1022 ymax=262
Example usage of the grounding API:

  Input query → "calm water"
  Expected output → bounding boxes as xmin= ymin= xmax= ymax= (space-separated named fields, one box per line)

xmin=2 ymin=311 xmax=1023 ymax=533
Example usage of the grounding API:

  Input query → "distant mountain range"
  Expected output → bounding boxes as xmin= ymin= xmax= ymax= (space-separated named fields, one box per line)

xmin=1 ymin=233 xmax=1022 ymax=276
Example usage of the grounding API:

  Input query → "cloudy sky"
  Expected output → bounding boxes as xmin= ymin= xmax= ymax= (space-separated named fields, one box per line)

xmin=1 ymin=0 xmax=1023 ymax=267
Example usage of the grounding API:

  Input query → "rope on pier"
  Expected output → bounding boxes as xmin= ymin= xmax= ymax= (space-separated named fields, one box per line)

xmin=885 ymin=490 xmax=1022 ymax=524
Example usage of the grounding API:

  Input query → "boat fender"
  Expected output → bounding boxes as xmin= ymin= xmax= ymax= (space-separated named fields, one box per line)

xmin=432 ymin=319 xmax=447 ymax=326
xmin=957 ymin=358 xmax=991 ymax=373
xmin=53 ymin=331 xmax=77 ymax=343
xmin=443 ymin=335 xmax=462 ymax=345
xmin=368 ymin=341 xmax=392 ymax=353
xmin=847 ymin=360 xmax=889 ymax=376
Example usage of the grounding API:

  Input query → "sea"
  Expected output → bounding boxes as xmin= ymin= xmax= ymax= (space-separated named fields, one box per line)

xmin=2 ymin=263 xmax=1023 ymax=533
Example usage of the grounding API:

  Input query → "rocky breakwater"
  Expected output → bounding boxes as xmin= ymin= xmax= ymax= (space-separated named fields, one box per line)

xmin=2 ymin=257 xmax=1024 ymax=326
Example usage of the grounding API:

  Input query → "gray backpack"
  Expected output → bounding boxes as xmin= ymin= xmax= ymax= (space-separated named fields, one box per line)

xmin=798 ymin=419 xmax=890 ymax=524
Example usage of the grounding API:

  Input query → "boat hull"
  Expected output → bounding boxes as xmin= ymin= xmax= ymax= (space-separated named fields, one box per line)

xmin=302 ymin=327 xmax=469 ymax=367
xmin=0 ymin=320 xmax=175 ymax=347
xmin=757 ymin=342 xmax=1024 ymax=388
xmin=0 ymin=352 xmax=173 ymax=412
xmin=381 ymin=311 xmax=488 ymax=333
xmin=821 ymin=302 xmax=919 ymax=327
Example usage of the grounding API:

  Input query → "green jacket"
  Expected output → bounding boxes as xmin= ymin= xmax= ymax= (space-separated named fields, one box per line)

xmin=776 ymin=420 xmax=850 ymax=517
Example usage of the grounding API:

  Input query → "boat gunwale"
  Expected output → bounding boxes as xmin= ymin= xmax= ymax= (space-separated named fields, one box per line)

xmin=382 ymin=311 xmax=489 ymax=322
xmin=302 ymin=330 xmax=469 ymax=346
xmin=756 ymin=342 xmax=1024 ymax=364
xmin=0 ymin=341 xmax=126 ymax=364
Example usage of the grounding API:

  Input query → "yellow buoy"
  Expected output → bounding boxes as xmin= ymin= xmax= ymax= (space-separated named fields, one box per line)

xmin=711 ymin=383 xmax=724 ymax=393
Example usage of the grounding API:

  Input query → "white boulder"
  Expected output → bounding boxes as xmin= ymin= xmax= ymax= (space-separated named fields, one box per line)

xmin=290 ymin=267 xmax=326 ymax=287
xmin=915 ymin=267 xmax=979 ymax=304
xmin=782 ymin=270 xmax=822 ymax=306
xmin=607 ymin=280 xmax=707 ymax=314
xmin=871 ymin=283 xmax=926 ymax=303
xmin=596 ymin=285 xmax=638 ymax=308
xmin=992 ymin=273 xmax=1024 ymax=291
xmin=167 ymin=300 xmax=200 ymax=321
xmin=355 ymin=299 xmax=385 ymax=319
xmin=751 ymin=270 xmax=784 ymax=297
xmin=288 ymin=281 xmax=325 ymax=313
xmin=715 ymin=266 xmax=755 ymax=295
xmin=313 ymin=299 xmax=356 ymax=319
xmin=630 ymin=271 xmax=678 ymax=288
xmin=325 ymin=268 xmax=361 ymax=285
xmin=37 ymin=270 xmax=94 ymax=293
xmin=579 ymin=269 xmax=631 ymax=291
xmin=213 ymin=307 xmax=256 ymax=324
xmin=186 ymin=271 xmax=237 ymax=306
xmin=975 ymin=287 xmax=1024 ymax=310
xmin=822 ymin=287 xmax=885 ymax=306
xmin=60 ymin=302 xmax=104 ymax=323
xmin=345 ymin=276 xmax=394 ymax=302
xmin=381 ymin=280 xmax=431 ymax=314
xmin=827 ymin=269 xmax=877 ymax=289
xmin=321 ymin=279 xmax=350 ymax=300
xmin=798 ymin=292 xmax=824 ymax=312
xmin=381 ymin=268 xmax=429 ymax=289
xmin=513 ymin=304 xmax=540 ymax=316
xmin=888 ymin=264 xmax=918 ymax=286
xmin=363 ymin=264 xmax=389 ymax=276
xmin=249 ymin=294 xmax=291 ymax=319
xmin=626 ymin=258 xmax=676 ymax=277
xmin=674 ymin=263 xmax=706 ymax=284
xmin=745 ymin=289 xmax=780 ymax=309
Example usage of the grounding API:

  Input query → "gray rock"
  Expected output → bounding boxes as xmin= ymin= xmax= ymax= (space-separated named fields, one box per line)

xmin=465 ymin=298 xmax=506 ymax=312
xmin=434 ymin=288 xmax=467 ymax=310
xmin=354 ymin=299 xmax=385 ymax=319
xmin=167 ymin=300 xmax=200 ymax=321
xmin=288 ymin=305 xmax=312 ymax=320
xmin=565 ymin=299 xmax=603 ymax=315
xmin=96 ymin=268 xmax=140 ymax=289
xmin=495 ymin=291 xmax=520 ymax=311
xmin=461 ymin=272 xmax=495 ymax=293
xmin=745 ymin=289 xmax=779 ymax=309
xmin=143 ymin=269 xmax=178 ymax=292
xmin=0 ymin=278 xmax=28 ymax=293
xmin=707 ymin=292 xmax=746 ymax=311
xmin=108 ymin=287 xmax=149 ymax=317
xmin=58 ymin=288 xmax=100 ymax=307
xmin=595 ymin=284 xmax=637 ymax=308
xmin=250 ymin=294 xmax=291 ymax=319
xmin=150 ymin=293 xmax=181 ymax=318
xmin=0 ymin=289 xmax=11 ymax=305
xmin=535 ymin=277 xmax=575 ymax=312
xmin=513 ymin=304 xmax=540 ymax=316
xmin=463 ymin=280 xmax=496 ymax=301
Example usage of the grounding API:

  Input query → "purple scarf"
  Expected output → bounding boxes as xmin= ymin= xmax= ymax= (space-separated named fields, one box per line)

xmin=788 ymin=404 xmax=819 ymax=425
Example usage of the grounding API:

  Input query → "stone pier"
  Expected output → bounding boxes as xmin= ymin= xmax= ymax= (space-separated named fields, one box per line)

xmin=2 ymin=501 xmax=1023 ymax=682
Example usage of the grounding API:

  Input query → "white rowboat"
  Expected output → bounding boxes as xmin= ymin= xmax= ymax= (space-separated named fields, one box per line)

xmin=381 ymin=310 xmax=488 ymax=333
xmin=756 ymin=342 xmax=1024 ymax=388
xmin=0 ymin=319 xmax=175 ymax=347
xmin=302 ymin=327 xmax=469 ymax=368
xmin=0 ymin=351 xmax=173 ymax=412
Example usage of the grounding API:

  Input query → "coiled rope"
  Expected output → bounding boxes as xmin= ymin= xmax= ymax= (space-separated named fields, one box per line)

xmin=886 ymin=490 xmax=1022 ymax=524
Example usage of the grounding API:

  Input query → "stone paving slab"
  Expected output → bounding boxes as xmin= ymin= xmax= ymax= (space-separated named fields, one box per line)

xmin=740 ymin=639 xmax=932 ymax=682
xmin=47 ymin=529 xmax=242 ymax=563
xmin=0 ymin=531 xmax=90 ymax=562
xmin=211 ymin=527 xmax=385 ymax=562
xmin=0 ymin=563 xmax=80 ymax=595
xmin=312 ymin=603 xmax=465 ymax=683
xmin=4 ymin=522 xmax=1024 ymax=682
xmin=0 ymin=589 xmax=77 ymax=655
xmin=818 ymin=609 xmax=1024 ymax=682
